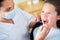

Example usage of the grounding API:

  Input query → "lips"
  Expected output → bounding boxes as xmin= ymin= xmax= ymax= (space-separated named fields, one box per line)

xmin=43 ymin=20 xmax=48 ymax=24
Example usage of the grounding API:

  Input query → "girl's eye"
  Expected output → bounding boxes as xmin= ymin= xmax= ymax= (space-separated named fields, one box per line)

xmin=48 ymin=12 xmax=51 ymax=14
xmin=41 ymin=11 xmax=44 ymax=13
xmin=41 ymin=10 xmax=51 ymax=14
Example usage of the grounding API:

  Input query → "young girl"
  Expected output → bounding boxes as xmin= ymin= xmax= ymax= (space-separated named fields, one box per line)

xmin=34 ymin=0 xmax=60 ymax=40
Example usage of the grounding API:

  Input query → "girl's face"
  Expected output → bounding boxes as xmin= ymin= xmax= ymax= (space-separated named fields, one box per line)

xmin=41 ymin=3 xmax=58 ymax=27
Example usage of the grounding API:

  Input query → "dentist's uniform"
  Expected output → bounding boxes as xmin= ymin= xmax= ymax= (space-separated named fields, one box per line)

xmin=0 ymin=8 xmax=33 ymax=40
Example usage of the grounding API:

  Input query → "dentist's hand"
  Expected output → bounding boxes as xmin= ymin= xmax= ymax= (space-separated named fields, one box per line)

xmin=29 ymin=13 xmax=41 ymax=28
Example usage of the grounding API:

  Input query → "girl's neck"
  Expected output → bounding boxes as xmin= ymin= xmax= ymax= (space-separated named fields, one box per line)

xmin=52 ymin=23 xmax=57 ymax=29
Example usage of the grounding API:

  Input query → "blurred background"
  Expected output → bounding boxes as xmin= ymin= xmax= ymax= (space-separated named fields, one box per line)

xmin=14 ymin=0 xmax=44 ymax=14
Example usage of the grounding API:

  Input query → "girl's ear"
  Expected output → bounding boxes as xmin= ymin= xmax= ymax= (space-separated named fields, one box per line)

xmin=57 ymin=15 xmax=60 ymax=20
xmin=56 ymin=15 xmax=60 ymax=28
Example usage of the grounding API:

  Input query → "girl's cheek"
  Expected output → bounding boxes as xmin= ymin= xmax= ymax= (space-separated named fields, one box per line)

xmin=48 ymin=16 xmax=53 ymax=25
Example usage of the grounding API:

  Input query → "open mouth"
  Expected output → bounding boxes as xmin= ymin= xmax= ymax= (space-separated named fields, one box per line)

xmin=43 ymin=20 xmax=48 ymax=24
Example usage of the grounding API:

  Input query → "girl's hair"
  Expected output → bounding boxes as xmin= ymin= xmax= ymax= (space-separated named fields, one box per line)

xmin=56 ymin=20 xmax=60 ymax=28
xmin=0 ymin=0 xmax=4 ymax=2
xmin=45 ymin=0 xmax=60 ymax=28
xmin=45 ymin=0 xmax=60 ymax=15
xmin=0 ymin=0 xmax=4 ymax=7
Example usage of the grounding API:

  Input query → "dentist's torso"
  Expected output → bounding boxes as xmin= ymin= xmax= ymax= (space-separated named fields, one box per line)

xmin=0 ymin=8 xmax=30 ymax=40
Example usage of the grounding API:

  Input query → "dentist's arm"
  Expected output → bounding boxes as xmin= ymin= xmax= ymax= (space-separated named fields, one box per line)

xmin=20 ymin=9 xmax=40 ymax=28
xmin=29 ymin=14 xmax=41 ymax=28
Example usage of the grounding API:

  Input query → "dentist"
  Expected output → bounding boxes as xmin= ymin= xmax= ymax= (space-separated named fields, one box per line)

xmin=0 ymin=0 xmax=40 ymax=40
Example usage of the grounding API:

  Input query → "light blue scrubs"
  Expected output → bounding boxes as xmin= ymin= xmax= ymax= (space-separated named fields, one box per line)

xmin=0 ymin=8 xmax=33 ymax=40
xmin=34 ymin=27 xmax=60 ymax=40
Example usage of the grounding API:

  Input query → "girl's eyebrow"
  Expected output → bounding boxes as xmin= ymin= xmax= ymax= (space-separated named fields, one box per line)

xmin=44 ymin=10 xmax=51 ymax=13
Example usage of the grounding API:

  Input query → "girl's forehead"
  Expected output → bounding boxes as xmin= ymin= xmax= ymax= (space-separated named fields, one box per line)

xmin=41 ymin=3 xmax=57 ymax=15
xmin=42 ymin=3 xmax=56 ymax=11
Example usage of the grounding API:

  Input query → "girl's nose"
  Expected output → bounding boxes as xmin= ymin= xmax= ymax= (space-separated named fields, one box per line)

xmin=43 ymin=13 xmax=48 ymax=19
